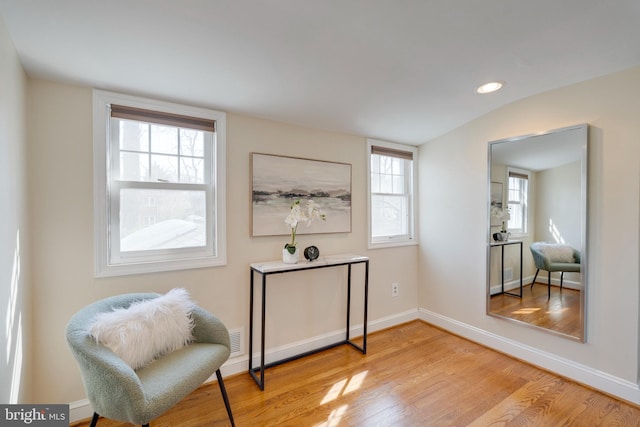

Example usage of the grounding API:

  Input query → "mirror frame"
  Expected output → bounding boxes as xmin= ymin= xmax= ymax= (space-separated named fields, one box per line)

xmin=486 ymin=123 xmax=588 ymax=342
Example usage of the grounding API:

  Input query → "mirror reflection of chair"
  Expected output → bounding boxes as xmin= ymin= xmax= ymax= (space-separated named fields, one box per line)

xmin=66 ymin=291 xmax=235 ymax=427
xmin=530 ymin=242 xmax=581 ymax=299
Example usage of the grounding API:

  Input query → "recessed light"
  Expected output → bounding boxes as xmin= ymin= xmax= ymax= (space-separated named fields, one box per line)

xmin=476 ymin=81 xmax=504 ymax=94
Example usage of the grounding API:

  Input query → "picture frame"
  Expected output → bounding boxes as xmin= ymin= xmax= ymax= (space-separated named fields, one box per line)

xmin=251 ymin=153 xmax=352 ymax=236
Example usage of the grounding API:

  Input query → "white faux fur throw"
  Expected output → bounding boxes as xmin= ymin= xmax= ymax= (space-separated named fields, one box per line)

xmin=90 ymin=288 xmax=195 ymax=370
xmin=540 ymin=244 xmax=576 ymax=263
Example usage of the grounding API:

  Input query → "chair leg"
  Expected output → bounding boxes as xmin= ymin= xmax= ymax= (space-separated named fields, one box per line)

xmin=90 ymin=412 xmax=146 ymax=427
xmin=560 ymin=272 xmax=564 ymax=290
xmin=531 ymin=269 xmax=540 ymax=289
xmin=548 ymin=271 xmax=551 ymax=299
xmin=216 ymin=369 xmax=235 ymax=427
xmin=89 ymin=412 xmax=99 ymax=427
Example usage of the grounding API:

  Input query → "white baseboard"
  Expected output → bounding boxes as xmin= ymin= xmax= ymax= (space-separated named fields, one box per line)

xmin=69 ymin=398 xmax=96 ymax=424
xmin=418 ymin=308 xmax=640 ymax=405
xmin=69 ymin=309 xmax=419 ymax=423
xmin=222 ymin=308 xmax=418 ymax=377
xmin=490 ymin=274 xmax=581 ymax=295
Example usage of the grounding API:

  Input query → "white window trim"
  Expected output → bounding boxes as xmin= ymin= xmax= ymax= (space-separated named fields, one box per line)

xmin=506 ymin=166 xmax=530 ymax=238
xmin=367 ymin=138 xmax=418 ymax=249
xmin=93 ymin=89 xmax=226 ymax=277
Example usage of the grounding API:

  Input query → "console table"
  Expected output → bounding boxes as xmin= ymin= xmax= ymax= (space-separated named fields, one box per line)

xmin=490 ymin=240 xmax=523 ymax=298
xmin=249 ymin=254 xmax=369 ymax=390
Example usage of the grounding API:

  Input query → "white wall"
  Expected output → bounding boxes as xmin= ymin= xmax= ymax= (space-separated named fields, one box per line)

xmin=25 ymin=80 xmax=419 ymax=406
xmin=0 ymin=17 xmax=31 ymax=404
xmin=535 ymin=161 xmax=582 ymax=286
xmin=419 ymin=66 xmax=640 ymax=403
xmin=535 ymin=160 xmax=581 ymax=246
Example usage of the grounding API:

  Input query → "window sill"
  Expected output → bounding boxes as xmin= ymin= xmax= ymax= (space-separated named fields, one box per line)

xmin=368 ymin=239 xmax=418 ymax=250
xmin=95 ymin=256 xmax=227 ymax=278
xmin=508 ymin=232 xmax=529 ymax=239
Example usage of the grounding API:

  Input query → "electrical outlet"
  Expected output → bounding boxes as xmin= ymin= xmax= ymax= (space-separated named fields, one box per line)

xmin=391 ymin=282 xmax=399 ymax=297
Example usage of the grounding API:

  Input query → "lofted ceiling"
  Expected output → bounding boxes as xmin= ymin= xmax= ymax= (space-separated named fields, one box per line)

xmin=1 ymin=1 xmax=639 ymax=145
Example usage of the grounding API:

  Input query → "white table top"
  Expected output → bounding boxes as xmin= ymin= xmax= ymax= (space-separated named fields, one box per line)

xmin=250 ymin=253 xmax=368 ymax=273
xmin=490 ymin=239 xmax=523 ymax=247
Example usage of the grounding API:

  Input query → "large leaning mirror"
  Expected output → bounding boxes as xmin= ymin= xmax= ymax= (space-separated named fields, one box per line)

xmin=486 ymin=124 xmax=588 ymax=342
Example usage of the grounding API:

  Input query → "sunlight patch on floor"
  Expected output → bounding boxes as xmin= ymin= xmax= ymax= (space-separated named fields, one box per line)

xmin=316 ymin=371 xmax=369 ymax=425
xmin=321 ymin=379 xmax=347 ymax=404
xmin=547 ymin=307 xmax=570 ymax=314
xmin=321 ymin=370 xmax=368 ymax=404
xmin=314 ymin=404 xmax=348 ymax=427
xmin=344 ymin=371 xmax=367 ymax=394
xmin=512 ymin=307 xmax=541 ymax=315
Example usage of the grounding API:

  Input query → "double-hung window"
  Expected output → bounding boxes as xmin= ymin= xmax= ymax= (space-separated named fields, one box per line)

xmin=367 ymin=139 xmax=418 ymax=248
xmin=506 ymin=167 xmax=529 ymax=235
xmin=93 ymin=90 xmax=226 ymax=277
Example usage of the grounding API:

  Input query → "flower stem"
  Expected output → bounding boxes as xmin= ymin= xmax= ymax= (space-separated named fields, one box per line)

xmin=286 ymin=226 xmax=297 ymax=254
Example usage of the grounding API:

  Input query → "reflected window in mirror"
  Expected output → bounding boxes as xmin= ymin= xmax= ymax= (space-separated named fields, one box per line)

xmin=507 ymin=168 xmax=530 ymax=236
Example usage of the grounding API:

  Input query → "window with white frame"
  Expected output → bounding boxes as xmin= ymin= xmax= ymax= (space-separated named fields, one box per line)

xmin=93 ymin=90 xmax=226 ymax=277
xmin=367 ymin=139 xmax=417 ymax=248
xmin=506 ymin=167 xmax=529 ymax=235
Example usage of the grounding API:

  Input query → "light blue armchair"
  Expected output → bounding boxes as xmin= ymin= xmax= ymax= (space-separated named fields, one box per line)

xmin=530 ymin=242 xmax=581 ymax=299
xmin=66 ymin=293 xmax=235 ymax=427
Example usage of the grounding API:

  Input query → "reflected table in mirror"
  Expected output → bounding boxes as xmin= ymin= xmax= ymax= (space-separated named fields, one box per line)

xmin=490 ymin=240 xmax=523 ymax=298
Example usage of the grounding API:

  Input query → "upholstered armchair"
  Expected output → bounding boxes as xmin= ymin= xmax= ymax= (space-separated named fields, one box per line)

xmin=66 ymin=292 xmax=235 ymax=427
xmin=530 ymin=242 xmax=581 ymax=298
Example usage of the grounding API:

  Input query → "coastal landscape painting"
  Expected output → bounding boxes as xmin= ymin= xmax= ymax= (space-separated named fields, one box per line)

xmin=251 ymin=153 xmax=352 ymax=236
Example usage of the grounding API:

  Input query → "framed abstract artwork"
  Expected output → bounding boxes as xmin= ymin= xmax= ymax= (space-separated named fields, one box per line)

xmin=490 ymin=181 xmax=503 ymax=226
xmin=251 ymin=153 xmax=352 ymax=236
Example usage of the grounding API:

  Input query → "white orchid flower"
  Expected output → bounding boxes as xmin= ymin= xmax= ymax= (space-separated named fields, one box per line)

xmin=284 ymin=199 xmax=327 ymax=251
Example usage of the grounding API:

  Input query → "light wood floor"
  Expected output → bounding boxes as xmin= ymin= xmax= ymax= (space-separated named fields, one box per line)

xmin=71 ymin=321 xmax=639 ymax=427
xmin=489 ymin=282 xmax=581 ymax=337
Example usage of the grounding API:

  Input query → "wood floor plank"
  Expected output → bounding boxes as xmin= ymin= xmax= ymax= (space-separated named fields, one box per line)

xmin=490 ymin=285 xmax=581 ymax=337
xmin=71 ymin=321 xmax=639 ymax=427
